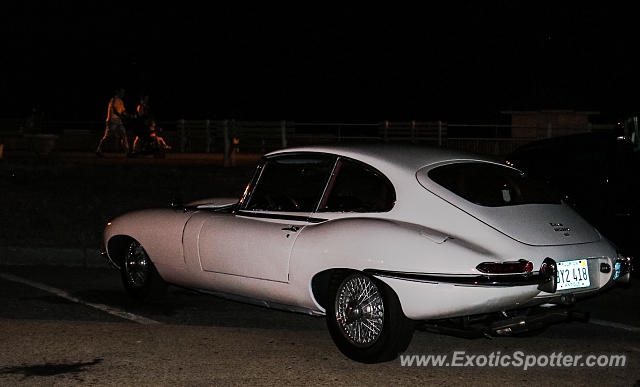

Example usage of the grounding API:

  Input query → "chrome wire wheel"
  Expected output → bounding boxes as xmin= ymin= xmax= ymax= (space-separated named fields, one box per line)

xmin=334 ymin=274 xmax=385 ymax=348
xmin=124 ymin=241 xmax=149 ymax=289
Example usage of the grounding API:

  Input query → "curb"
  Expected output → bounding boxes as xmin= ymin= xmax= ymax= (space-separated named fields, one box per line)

xmin=0 ymin=246 xmax=109 ymax=268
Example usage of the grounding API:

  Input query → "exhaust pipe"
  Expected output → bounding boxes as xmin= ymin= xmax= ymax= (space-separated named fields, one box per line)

xmin=490 ymin=307 xmax=587 ymax=336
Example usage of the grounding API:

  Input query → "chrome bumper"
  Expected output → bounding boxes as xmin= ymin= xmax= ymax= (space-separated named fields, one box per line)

xmin=367 ymin=255 xmax=631 ymax=295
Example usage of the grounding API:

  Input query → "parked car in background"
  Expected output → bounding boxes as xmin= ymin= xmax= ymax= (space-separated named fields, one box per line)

xmin=103 ymin=144 xmax=631 ymax=363
xmin=507 ymin=132 xmax=638 ymax=259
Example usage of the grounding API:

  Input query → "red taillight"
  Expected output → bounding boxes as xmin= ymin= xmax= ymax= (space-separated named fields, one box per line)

xmin=476 ymin=260 xmax=533 ymax=274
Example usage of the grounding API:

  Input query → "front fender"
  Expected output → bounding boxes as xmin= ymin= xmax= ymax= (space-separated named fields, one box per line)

xmin=105 ymin=208 xmax=192 ymax=272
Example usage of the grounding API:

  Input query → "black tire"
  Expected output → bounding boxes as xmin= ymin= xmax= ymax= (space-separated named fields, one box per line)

xmin=121 ymin=239 xmax=167 ymax=300
xmin=326 ymin=272 xmax=414 ymax=363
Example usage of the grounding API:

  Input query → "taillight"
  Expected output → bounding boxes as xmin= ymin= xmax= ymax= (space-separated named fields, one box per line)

xmin=476 ymin=260 xmax=534 ymax=274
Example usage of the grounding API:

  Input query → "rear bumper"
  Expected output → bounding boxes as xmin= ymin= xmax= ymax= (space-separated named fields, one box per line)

xmin=368 ymin=254 xmax=631 ymax=293
xmin=369 ymin=255 xmax=631 ymax=321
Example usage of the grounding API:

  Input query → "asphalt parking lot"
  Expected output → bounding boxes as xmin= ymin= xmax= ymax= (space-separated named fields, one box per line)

xmin=1 ymin=264 xmax=639 ymax=386
xmin=1 ymin=152 xmax=639 ymax=385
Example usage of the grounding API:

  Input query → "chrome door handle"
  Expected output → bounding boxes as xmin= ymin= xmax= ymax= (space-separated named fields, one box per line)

xmin=281 ymin=225 xmax=300 ymax=232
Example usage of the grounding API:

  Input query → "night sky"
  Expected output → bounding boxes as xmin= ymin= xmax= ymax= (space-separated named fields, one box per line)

xmin=1 ymin=2 xmax=639 ymax=122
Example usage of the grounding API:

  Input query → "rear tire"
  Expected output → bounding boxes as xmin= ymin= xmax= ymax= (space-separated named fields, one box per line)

xmin=326 ymin=272 xmax=414 ymax=363
xmin=121 ymin=240 xmax=167 ymax=300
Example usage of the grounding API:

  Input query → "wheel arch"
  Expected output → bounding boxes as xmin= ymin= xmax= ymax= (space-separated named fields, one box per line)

xmin=296 ymin=217 xmax=452 ymax=316
xmin=106 ymin=234 xmax=137 ymax=269
xmin=310 ymin=268 xmax=410 ymax=319
xmin=311 ymin=268 xmax=353 ymax=311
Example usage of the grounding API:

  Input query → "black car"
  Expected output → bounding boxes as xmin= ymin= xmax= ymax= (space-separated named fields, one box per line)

xmin=507 ymin=132 xmax=637 ymax=258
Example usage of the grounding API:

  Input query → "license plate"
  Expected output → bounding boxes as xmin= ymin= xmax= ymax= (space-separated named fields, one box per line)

xmin=556 ymin=259 xmax=590 ymax=290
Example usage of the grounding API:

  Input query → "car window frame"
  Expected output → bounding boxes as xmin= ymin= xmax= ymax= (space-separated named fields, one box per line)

xmin=238 ymin=152 xmax=397 ymax=215
xmin=316 ymin=156 xmax=396 ymax=213
xmin=238 ymin=152 xmax=338 ymax=213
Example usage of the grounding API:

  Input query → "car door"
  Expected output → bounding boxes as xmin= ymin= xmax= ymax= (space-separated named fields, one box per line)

xmin=197 ymin=153 xmax=336 ymax=283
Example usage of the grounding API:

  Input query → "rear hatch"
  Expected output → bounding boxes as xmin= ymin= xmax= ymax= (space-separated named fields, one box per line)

xmin=417 ymin=161 xmax=600 ymax=246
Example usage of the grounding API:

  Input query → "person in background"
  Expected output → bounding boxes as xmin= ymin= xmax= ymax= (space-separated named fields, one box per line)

xmin=96 ymin=88 xmax=129 ymax=156
xmin=132 ymin=95 xmax=153 ymax=153
xmin=136 ymin=95 xmax=153 ymax=132
xmin=149 ymin=120 xmax=171 ymax=150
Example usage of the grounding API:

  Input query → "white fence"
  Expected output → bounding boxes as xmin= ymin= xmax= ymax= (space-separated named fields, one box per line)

xmin=1 ymin=118 xmax=594 ymax=159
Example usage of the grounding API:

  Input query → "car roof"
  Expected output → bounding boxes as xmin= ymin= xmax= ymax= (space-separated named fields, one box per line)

xmin=265 ymin=143 xmax=498 ymax=172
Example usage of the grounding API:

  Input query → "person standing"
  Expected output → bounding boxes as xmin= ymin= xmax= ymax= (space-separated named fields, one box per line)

xmin=136 ymin=95 xmax=151 ymax=122
xmin=132 ymin=95 xmax=152 ymax=153
xmin=96 ymin=88 xmax=130 ymax=156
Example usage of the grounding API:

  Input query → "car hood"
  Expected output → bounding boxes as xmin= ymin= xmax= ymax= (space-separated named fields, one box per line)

xmin=186 ymin=197 xmax=238 ymax=209
xmin=416 ymin=174 xmax=600 ymax=246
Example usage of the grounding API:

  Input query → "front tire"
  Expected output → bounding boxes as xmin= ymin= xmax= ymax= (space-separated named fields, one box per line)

xmin=326 ymin=272 xmax=414 ymax=363
xmin=121 ymin=240 xmax=167 ymax=300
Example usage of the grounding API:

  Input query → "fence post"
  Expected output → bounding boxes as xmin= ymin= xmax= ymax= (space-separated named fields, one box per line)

xmin=223 ymin=119 xmax=231 ymax=167
xmin=437 ymin=120 xmax=442 ymax=147
xmin=281 ymin=120 xmax=287 ymax=148
xmin=410 ymin=120 xmax=416 ymax=143
xmin=384 ymin=120 xmax=389 ymax=142
xmin=178 ymin=119 xmax=186 ymax=153
xmin=205 ymin=119 xmax=211 ymax=153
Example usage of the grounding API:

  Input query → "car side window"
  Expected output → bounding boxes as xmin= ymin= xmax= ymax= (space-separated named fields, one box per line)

xmin=244 ymin=155 xmax=335 ymax=212
xmin=319 ymin=159 xmax=395 ymax=213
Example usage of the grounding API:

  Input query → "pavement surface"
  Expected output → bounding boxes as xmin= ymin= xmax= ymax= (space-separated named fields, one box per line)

xmin=1 ymin=151 xmax=639 ymax=385
xmin=1 ymin=263 xmax=639 ymax=386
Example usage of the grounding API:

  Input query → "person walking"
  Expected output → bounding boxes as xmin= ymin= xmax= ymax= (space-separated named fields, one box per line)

xmin=132 ymin=95 xmax=152 ymax=153
xmin=96 ymin=88 xmax=130 ymax=156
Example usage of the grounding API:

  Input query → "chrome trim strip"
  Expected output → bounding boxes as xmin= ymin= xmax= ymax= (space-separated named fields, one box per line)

xmin=236 ymin=210 xmax=327 ymax=223
xmin=364 ymin=268 xmax=544 ymax=287
xmin=314 ymin=157 xmax=340 ymax=213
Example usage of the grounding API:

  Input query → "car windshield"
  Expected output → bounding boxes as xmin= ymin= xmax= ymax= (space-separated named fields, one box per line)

xmin=428 ymin=162 xmax=561 ymax=207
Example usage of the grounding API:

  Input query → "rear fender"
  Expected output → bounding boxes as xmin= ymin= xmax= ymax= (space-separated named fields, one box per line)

xmin=291 ymin=217 xmax=494 ymax=312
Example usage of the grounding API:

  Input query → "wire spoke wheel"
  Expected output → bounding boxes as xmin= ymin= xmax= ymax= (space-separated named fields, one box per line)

xmin=124 ymin=241 xmax=149 ymax=289
xmin=334 ymin=274 xmax=385 ymax=347
xmin=120 ymin=239 xmax=167 ymax=301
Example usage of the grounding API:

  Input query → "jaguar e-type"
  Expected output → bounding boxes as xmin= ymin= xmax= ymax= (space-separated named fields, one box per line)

xmin=102 ymin=145 xmax=632 ymax=363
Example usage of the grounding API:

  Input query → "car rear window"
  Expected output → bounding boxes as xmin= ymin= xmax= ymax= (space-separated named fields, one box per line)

xmin=427 ymin=162 xmax=561 ymax=207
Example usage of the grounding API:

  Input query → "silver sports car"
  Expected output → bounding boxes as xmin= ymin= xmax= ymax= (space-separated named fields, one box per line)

xmin=102 ymin=144 xmax=632 ymax=363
